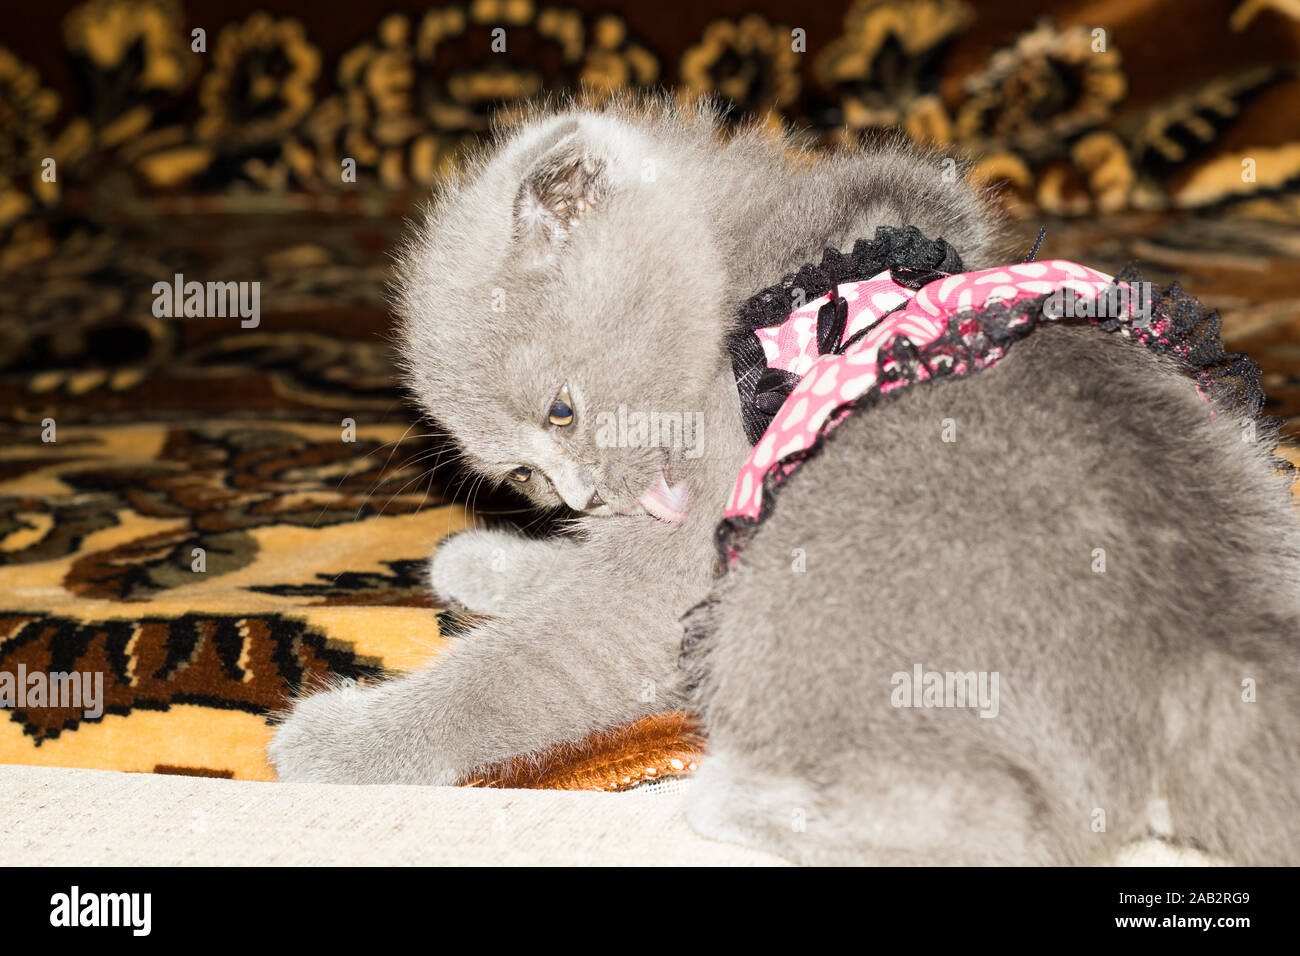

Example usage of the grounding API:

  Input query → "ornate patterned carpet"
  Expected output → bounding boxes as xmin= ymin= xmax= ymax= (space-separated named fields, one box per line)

xmin=1 ymin=0 xmax=1298 ymax=786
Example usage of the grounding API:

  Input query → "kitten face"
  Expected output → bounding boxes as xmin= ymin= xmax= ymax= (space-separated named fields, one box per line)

xmin=394 ymin=107 xmax=732 ymax=521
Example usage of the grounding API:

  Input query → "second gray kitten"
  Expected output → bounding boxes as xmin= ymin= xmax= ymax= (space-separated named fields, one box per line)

xmin=269 ymin=98 xmax=1300 ymax=866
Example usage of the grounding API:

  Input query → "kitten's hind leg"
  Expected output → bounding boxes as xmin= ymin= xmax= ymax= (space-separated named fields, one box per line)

xmin=685 ymin=566 xmax=1106 ymax=866
xmin=683 ymin=551 xmax=1103 ymax=866
xmin=1162 ymin=653 xmax=1300 ymax=866
xmin=684 ymin=576 xmax=1098 ymax=866
xmin=687 ymin=748 xmax=1090 ymax=866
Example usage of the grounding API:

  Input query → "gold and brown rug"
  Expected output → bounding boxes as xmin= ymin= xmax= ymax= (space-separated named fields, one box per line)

xmin=0 ymin=405 xmax=711 ymax=786
xmin=2 ymin=0 xmax=1299 ymax=789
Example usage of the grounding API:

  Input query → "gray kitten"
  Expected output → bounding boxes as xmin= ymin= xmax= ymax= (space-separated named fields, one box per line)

xmin=269 ymin=97 xmax=1300 ymax=866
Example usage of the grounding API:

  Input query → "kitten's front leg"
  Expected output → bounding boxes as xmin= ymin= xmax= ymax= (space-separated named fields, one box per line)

xmin=269 ymin=570 xmax=686 ymax=784
xmin=429 ymin=528 xmax=580 ymax=615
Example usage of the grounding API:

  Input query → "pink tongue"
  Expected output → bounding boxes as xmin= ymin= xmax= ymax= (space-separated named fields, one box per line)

xmin=639 ymin=472 xmax=690 ymax=523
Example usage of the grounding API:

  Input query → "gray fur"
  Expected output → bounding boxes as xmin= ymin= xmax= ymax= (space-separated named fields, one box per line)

xmin=268 ymin=97 xmax=1300 ymax=865
xmin=685 ymin=325 xmax=1300 ymax=865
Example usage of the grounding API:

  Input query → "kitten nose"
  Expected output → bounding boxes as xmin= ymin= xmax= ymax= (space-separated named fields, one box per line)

xmin=585 ymin=489 xmax=604 ymax=509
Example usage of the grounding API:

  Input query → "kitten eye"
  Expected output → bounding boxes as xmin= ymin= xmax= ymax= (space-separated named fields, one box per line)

xmin=547 ymin=383 xmax=574 ymax=427
xmin=507 ymin=466 xmax=532 ymax=483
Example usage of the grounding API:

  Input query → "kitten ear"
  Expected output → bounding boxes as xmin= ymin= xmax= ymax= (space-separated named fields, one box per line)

xmin=512 ymin=134 xmax=606 ymax=262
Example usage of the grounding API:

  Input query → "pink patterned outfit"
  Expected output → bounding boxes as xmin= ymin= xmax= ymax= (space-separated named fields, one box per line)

xmin=715 ymin=227 xmax=1269 ymax=568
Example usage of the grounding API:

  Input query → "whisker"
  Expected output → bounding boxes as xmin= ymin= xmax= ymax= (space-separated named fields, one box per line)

xmin=306 ymin=422 xmax=448 ymax=529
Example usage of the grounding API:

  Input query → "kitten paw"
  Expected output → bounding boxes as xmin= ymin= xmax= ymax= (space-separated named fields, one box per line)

xmin=427 ymin=529 xmax=529 ymax=614
xmin=268 ymin=681 xmax=461 ymax=785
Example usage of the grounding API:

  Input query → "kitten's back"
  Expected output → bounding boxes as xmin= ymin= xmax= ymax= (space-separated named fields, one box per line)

xmin=686 ymin=323 xmax=1300 ymax=864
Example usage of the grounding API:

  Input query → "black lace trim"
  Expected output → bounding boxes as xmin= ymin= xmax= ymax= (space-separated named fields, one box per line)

xmin=730 ymin=225 xmax=965 ymax=445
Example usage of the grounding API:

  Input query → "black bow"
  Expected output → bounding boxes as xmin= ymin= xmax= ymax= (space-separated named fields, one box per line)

xmin=753 ymin=285 xmax=882 ymax=415
xmin=730 ymin=226 xmax=966 ymax=446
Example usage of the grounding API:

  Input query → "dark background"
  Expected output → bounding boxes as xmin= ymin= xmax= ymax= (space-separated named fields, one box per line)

xmin=3 ymin=0 xmax=1299 ymax=436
